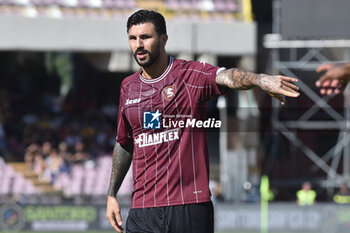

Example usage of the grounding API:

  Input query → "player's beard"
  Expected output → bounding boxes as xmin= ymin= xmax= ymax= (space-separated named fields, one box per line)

xmin=133 ymin=45 xmax=161 ymax=68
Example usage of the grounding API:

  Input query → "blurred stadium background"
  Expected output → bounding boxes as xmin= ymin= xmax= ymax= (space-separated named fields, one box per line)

xmin=1 ymin=0 xmax=350 ymax=232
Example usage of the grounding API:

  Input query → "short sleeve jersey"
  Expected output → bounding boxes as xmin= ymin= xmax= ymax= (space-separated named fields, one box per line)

xmin=117 ymin=56 xmax=225 ymax=208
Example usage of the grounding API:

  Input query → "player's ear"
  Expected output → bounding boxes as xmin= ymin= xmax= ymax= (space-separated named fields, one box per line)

xmin=161 ymin=34 xmax=168 ymax=46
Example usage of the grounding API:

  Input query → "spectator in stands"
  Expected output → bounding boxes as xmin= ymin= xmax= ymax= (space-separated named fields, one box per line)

xmin=316 ymin=62 xmax=350 ymax=95
xmin=209 ymin=179 xmax=223 ymax=205
xmin=0 ymin=90 xmax=7 ymax=157
xmin=40 ymin=141 xmax=52 ymax=159
xmin=73 ymin=141 xmax=90 ymax=166
xmin=333 ymin=184 xmax=350 ymax=204
xmin=33 ymin=151 xmax=46 ymax=180
xmin=296 ymin=181 xmax=317 ymax=206
xmin=44 ymin=148 xmax=64 ymax=183
xmin=24 ymin=143 xmax=40 ymax=169
xmin=64 ymin=128 xmax=82 ymax=150
xmin=57 ymin=141 xmax=71 ymax=173
xmin=0 ymin=121 xmax=6 ymax=155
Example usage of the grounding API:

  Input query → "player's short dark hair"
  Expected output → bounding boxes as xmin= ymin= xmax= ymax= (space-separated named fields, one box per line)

xmin=127 ymin=9 xmax=167 ymax=36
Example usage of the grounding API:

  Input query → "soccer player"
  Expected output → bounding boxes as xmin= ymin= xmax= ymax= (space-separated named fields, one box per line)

xmin=316 ymin=62 xmax=350 ymax=95
xmin=106 ymin=9 xmax=299 ymax=233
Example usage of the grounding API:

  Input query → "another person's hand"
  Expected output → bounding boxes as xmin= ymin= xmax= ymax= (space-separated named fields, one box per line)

xmin=258 ymin=74 xmax=300 ymax=105
xmin=106 ymin=196 xmax=124 ymax=233
xmin=316 ymin=63 xmax=350 ymax=95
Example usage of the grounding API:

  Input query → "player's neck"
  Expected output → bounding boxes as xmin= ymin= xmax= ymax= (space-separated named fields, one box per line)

xmin=141 ymin=53 xmax=169 ymax=80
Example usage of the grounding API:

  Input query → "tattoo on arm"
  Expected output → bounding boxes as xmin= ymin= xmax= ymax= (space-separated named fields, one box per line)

xmin=215 ymin=68 xmax=261 ymax=90
xmin=107 ymin=143 xmax=133 ymax=197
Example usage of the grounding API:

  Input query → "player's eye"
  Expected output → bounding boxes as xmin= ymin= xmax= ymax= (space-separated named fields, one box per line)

xmin=140 ymin=35 xmax=151 ymax=40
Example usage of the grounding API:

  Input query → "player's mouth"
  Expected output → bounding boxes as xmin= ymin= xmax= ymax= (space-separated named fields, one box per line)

xmin=135 ymin=50 xmax=149 ymax=60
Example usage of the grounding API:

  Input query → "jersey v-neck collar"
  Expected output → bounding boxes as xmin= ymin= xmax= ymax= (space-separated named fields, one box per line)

xmin=138 ymin=56 xmax=174 ymax=84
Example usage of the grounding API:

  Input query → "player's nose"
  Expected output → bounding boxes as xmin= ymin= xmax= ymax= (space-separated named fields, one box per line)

xmin=136 ymin=38 xmax=144 ymax=48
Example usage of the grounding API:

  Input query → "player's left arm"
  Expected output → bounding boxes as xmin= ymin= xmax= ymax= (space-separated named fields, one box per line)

xmin=215 ymin=68 xmax=300 ymax=105
xmin=106 ymin=142 xmax=133 ymax=233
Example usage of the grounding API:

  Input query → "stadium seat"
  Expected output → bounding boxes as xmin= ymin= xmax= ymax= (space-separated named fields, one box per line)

xmin=166 ymin=0 xmax=180 ymax=10
xmin=0 ymin=165 xmax=14 ymax=194
xmin=213 ymin=0 xmax=237 ymax=12
xmin=86 ymin=0 xmax=102 ymax=8
xmin=137 ymin=0 xmax=165 ymax=11
xmin=126 ymin=0 xmax=137 ymax=9
xmin=64 ymin=178 xmax=83 ymax=196
xmin=14 ymin=0 xmax=30 ymax=5
xmin=0 ymin=157 xmax=5 ymax=172
xmin=53 ymin=172 xmax=70 ymax=190
xmin=96 ymin=155 xmax=112 ymax=168
xmin=12 ymin=173 xmax=26 ymax=194
xmin=100 ymin=0 xmax=133 ymax=9
xmin=101 ymin=0 xmax=114 ymax=8
xmin=118 ymin=166 xmax=132 ymax=196
xmin=24 ymin=180 xmax=40 ymax=194
xmin=77 ymin=0 xmax=88 ymax=7
xmin=59 ymin=0 xmax=79 ymax=7
xmin=213 ymin=0 xmax=225 ymax=11
xmin=226 ymin=0 xmax=237 ymax=12
xmin=71 ymin=164 xmax=85 ymax=179
xmin=30 ymin=0 xmax=54 ymax=6
xmin=115 ymin=0 xmax=129 ymax=9
xmin=82 ymin=166 xmax=96 ymax=194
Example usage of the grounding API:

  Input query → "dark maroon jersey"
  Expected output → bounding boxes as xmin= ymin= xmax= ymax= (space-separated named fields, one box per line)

xmin=117 ymin=56 xmax=225 ymax=208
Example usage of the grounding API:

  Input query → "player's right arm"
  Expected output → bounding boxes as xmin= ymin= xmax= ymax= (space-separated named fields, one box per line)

xmin=316 ymin=62 xmax=350 ymax=95
xmin=106 ymin=142 xmax=133 ymax=233
xmin=215 ymin=68 xmax=299 ymax=105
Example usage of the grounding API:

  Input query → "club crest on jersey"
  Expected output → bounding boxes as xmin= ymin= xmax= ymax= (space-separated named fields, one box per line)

xmin=143 ymin=110 xmax=161 ymax=129
xmin=162 ymin=85 xmax=177 ymax=101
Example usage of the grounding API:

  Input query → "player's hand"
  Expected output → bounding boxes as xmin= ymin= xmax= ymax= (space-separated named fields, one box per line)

xmin=258 ymin=74 xmax=300 ymax=105
xmin=106 ymin=196 xmax=124 ymax=233
xmin=316 ymin=63 xmax=350 ymax=95
xmin=316 ymin=79 xmax=347 ymax=95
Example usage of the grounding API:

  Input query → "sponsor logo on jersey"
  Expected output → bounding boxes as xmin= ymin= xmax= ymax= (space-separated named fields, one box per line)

xmin=143 ymin=110 xmax=161 ymax=129
xmin=162 ymin=85 xmax=177 ymax=100
xmin=163 ymin=118 xmax=221 ymax=128
xmin=139 ymin=109 xmax=221 ymax=147
xmin=143 ymin=110 xmax=221 ymax=130
xmin=126 ymin=98 xmax=141 ymax=105
xmin=135 ymin=128 xmax=180 ymax=148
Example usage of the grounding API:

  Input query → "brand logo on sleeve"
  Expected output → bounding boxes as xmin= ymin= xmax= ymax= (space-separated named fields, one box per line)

xmin=126 ymin=98 xmax=141 ymax=105
xmin=143 ymin=110 xmax=161 ymax=129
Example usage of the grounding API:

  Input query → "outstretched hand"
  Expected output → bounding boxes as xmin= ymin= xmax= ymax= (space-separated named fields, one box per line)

xmin=106 ymin=196 xmax=124 ymax=233
xmin=258 ymin=74 xmax=300 ymax=105
xmin=316 ymin=63 xmax=350 ymax=95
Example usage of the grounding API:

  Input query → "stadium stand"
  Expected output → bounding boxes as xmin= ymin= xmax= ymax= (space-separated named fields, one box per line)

xmin=0 ymin=0 xmax=240 ymax=20
xmin=0 ymin=161 xmax=42 ymax=195
xmin=52 ymin=155 xmax=132 ymax=197
xmin=0 ymin=155 xmax=132 ymax=197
